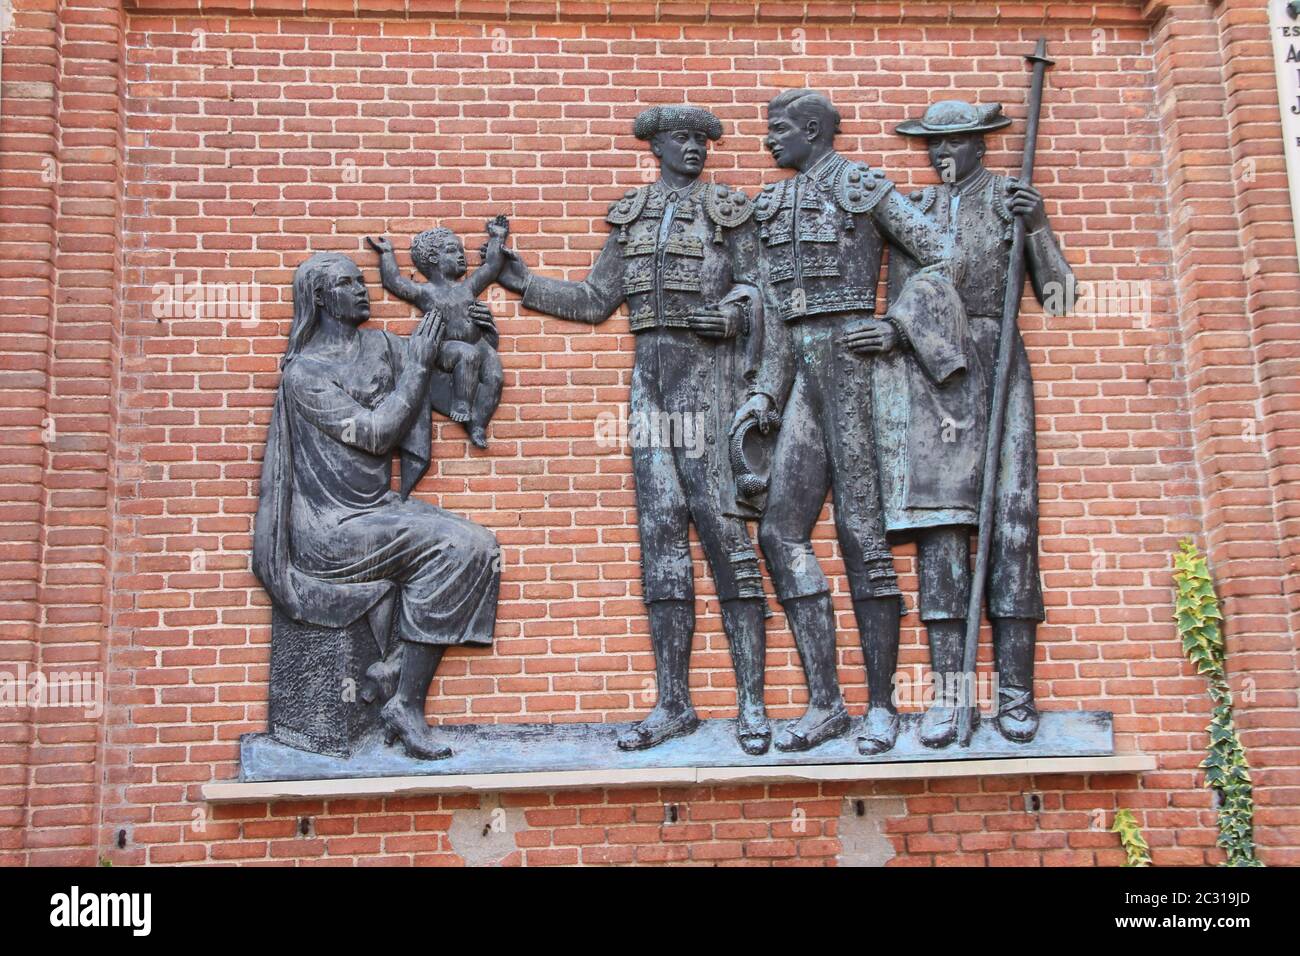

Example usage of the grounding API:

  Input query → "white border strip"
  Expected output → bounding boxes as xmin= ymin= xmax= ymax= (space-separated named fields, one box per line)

xmin=201 ymin=755 xmax=1155 ymax=803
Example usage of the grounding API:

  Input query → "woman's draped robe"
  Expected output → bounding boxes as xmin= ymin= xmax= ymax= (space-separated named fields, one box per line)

xmin=253 ymin=329 xmax=499 ymax=652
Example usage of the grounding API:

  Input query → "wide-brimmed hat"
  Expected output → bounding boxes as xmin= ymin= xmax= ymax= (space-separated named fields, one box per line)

xmin=895 ymin=100 xmax=1012 ymax=137
xmin=633 ymin=105 xmax=724 ymax=141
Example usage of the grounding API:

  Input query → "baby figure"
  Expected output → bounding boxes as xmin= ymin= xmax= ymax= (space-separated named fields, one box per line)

xmin=367 ymin=215 xmax=508 ymax=447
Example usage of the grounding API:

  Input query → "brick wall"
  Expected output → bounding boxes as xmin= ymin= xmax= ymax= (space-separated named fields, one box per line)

xmin=1 ymin=0 xmax=126 ymax=866
xmin=1 ymin=0 xmax=1296 ymax=866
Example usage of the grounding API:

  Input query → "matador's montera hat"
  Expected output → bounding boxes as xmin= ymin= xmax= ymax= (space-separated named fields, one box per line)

xmin=633 ymin=105 xmax=724 ymax=141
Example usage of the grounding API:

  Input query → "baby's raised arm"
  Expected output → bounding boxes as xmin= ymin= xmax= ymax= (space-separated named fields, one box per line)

xmin=466 ymin=215 xmax=510 ymax=297
xmin=367 ymin=235 xmax=427 ymax=306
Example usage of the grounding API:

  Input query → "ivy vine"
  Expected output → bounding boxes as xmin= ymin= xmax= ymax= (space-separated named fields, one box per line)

xmin=1173 ymin=538 xmax=1262 ymax=867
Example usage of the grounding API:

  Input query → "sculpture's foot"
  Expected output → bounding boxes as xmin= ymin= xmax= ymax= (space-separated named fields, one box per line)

xmin=449 ymin=401 xmax=471 ymax=424
xmin=736 ymin=707 xmax=771 ymax=756
xmin=616 ymin=705 xmax=699 ymax=751
xmin=774 ymin=704 xmax=850 ymax=753
xmin=995 ymin=686 xmax=1039 ymax=743
xmin=468 ymin=425 xmax=488 ymax=449
xmin=918 ymin=703 xmax=960 ymax=749
xmin=362 ymin=655 xmax=401 ymax=705
xmin=855 ymin=706 xmax=900 ymax=756
xmin=379 ymin=699 xmax=453 ymax=761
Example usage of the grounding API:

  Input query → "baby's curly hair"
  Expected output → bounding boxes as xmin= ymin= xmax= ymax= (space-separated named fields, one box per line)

xmin=410 ymin=226 xmax=459 ymax=277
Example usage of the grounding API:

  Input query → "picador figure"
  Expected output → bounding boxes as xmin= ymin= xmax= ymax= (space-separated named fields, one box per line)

xmin=732 ymin=89 xmax=947 ymax=756
xmin=875 ymin=100 xmax=1075 ymax=746
xmin=497 ymin=106 xmax=773 ymax=755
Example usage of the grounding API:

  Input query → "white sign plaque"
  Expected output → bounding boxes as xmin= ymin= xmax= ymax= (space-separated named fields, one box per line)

xmin=1270 ymin=0 xmax=1300 ymax=268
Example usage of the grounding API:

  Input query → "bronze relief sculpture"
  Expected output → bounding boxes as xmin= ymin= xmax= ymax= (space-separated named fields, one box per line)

xmin=731 ymin=89 xmax=948 ymax=756
xmin=367 ymin=216 xmax=510 ymax=448
xmin=243 ymin=42 xmax=1114 ymax=779
xmin=252 ymin=252 xmax=502 ymax=761
xmin=881 ymin=96 xmax=1073 ymax=746
xmin=498 ymin=106 xmax=774 ymax=755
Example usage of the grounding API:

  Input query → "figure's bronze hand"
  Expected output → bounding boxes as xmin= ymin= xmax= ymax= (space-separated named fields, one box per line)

xmin=1006 ymin=179 xmax=1048 ymax=231
xmin=479 ymin=215 xmax=511 ymax=262
xmin=841 ymin=319 xmax=898 ymax=355
xmin=689 ymin=306 xmax=738 ymax=340
xmin=366 ymin=235 xmax=394 ymax=256
xmin=486 ymin=214 xmax=510 ymax=242
xmin=731 ymin=393 xmax=776 ymax=438
xmin=409 ymin=308 xmax=444 ymax=368
xmin=496 ymin=249 xmax=530 ymax=294
xmin=469 ymin=301 xmax=496 ymax=333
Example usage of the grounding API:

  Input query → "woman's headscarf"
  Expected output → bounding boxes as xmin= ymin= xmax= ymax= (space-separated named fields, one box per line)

xmin=283 ymin=252 xmax=356 ymax=368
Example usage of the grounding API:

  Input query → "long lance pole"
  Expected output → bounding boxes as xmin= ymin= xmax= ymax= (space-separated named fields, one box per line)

xmin=956 ymin=37 xmax=1055 ymax=747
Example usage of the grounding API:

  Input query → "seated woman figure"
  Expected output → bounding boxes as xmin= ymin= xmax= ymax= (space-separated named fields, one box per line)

xmin=253 ymin=251 xmax=500 ymax=761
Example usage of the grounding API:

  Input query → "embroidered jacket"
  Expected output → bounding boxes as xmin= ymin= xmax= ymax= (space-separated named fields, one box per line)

xmin=519 ymin=177 xmax=767 ymax=519
xmin=749 ymin=151 xmax=947 ymax=408
xmin=521 ymin=178 xmax=760 ymax=333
